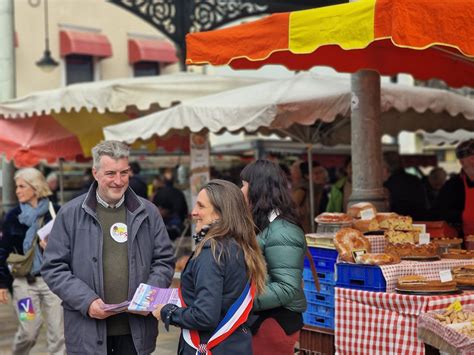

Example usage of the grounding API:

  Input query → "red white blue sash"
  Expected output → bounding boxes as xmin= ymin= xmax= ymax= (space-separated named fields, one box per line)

xmin=177 ymin=281 xmax=255 ymax=355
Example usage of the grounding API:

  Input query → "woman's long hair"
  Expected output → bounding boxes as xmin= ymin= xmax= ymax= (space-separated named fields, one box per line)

xmin=240 ymin=160 xmax=301 ymax=232
xmin=194 ymin=179 xmax=266 ymax=295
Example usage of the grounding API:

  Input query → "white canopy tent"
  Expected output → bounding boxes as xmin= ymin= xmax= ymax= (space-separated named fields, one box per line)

xmin=103 ymin=72 xmax=474 ymax=144
xmin=0 ymin=72 xmax=268 ymax=119
xmin=103 ymin=72 xmax=474 ymax=230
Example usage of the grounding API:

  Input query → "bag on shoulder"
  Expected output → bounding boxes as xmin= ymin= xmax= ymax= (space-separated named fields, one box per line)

xmin=6 ymin=234 xmax=38 ymax=277
xmin=6 ymin=213 xmax=46 ymax=278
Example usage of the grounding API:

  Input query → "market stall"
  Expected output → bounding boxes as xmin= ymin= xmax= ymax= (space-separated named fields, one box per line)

xmin=335 ymin=288 xmax=474 ymax=354
xmin=301 ymin=206 xmax=474 ymax=354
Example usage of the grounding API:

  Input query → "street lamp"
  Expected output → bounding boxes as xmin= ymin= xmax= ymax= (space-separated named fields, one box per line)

xmin=34 ymin=0 xmax=58 ymax=72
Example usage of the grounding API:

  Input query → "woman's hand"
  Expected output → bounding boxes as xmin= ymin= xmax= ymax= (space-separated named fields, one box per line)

xmin=0 ymin=289 xmax=9 ymax=304
xmin=39 ymin=237 xmax=48 ymax=250
xmin=152 ymin=304 xmax=165 ymax=320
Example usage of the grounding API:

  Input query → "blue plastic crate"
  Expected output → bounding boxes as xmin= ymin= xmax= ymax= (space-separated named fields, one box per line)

xmin=306 ymin=302 xmax=334 ymax=317
xmin=304 ymin=247 xmax=338 ymax=270
xmin=303 ymin=268 xmax=336 ymax=285
xmin=304 ymin=290 xmax=335 ymax=307
xmin=336 ymin=263 xmax=387 ymax=292
xmin=304 ymin=280 xmax=335 ymax=296
xmin=308 ymin=247 xmax=338 ymax=260
xmin=303 ymin=311 xmax=335 ymax=329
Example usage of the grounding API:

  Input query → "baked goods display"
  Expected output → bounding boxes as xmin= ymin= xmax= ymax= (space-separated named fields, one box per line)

xmin=379 ymin=215 xmax=413 ymax=231
xmin=396 ymin=275 xmax=457 ymax=292
xmin=441 ymin=249 xmax=474 ymax=259
xmin=347 ymin=202 xmax=377 ymax=219
xmin=385 ymin=230 xmax=420 ymax=244
xmin=334 ymin=228 xmax=371 ymax=262
xmin=352 ymin=212 xmax=399 ymax=233
xmin=356 ymin=253 xmax=400 ymax=265
xmin=385 ymin=242 xmax=439 ymax=259
xmin=434 ymin=238 xmax=463 ymax=254
xmin=432 ymin=308 xmax=474 ymax=327
xmin=452 ymin=265 xmax=474 ymax=286
xmin=315 ymin=212 xmax=353 ymax=224
xmin=352 ymin=218 xmax=379 ymax=233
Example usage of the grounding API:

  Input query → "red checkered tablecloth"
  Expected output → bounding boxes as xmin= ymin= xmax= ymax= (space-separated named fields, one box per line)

xmin=335 ymin=287 xmax=474 ymax=354
xmin=366 ymin=234 xmax=386 ymax=253
xmin=379 ymin=259 xmax=474 ymax=292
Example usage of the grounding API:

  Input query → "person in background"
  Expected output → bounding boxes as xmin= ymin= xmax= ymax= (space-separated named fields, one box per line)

xmin=42 ymin=141 xmax=175 ymax=355
xmin=326 ymin=157 xmax=352 ymax=213
xmin=240 ymin=160 xmax=307 ymax=355
xmin=435 ymin=139 xmax=474 ymax=237
xmin=289 ymin=160 xmax=303 ymax=189
xmin=383 ymin=152 xmax=428 ymax=220
xmin=155 ymin=200 xmax=183 ymax=241
xmin=292 ymin=162 xmax=329 ymax=233
xmin=0 ymin=168 xmax=64 ymax=355
xmin=46 ymin=172 xmax=59 ymax=204
xmin=73 ymin=167 xmax=94 ymax=198
xmin=153 ymin=179 xmax=266 ymax=354
xmin=424 ymin=167 xmax=448 ymax=210
xmin=153 ymin=168 xmax=188 ymax=222
xmin=128 ymin=161 xmax=148 ymax=199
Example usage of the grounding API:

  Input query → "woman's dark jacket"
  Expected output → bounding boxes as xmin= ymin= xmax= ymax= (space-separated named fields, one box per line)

xmin=161 ymin=238 xmax=252 ymax=355
xmin=0 ymin=203 xmax=57 ymax=289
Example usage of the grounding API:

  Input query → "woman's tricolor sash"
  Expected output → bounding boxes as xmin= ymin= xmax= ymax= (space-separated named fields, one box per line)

xmin=177 ymin=281 xmax=255 ymax=355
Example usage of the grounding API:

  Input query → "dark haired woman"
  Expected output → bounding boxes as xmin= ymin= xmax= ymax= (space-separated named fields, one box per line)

xmin=153 ymin=179 xmax=266 ymax=354
xmin=240 ymin=159 xmax=307 ymax=355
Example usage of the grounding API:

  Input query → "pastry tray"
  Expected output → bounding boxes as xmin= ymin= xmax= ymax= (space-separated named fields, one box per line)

xmin=395 ymin=288 xmax=462 ymax=295
xmin=400 ymin=255 xmax=441 ymax=261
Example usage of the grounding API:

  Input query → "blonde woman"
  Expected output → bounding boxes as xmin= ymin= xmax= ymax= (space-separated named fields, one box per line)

xmin=0 ymin=168 xmax=64 ymax=354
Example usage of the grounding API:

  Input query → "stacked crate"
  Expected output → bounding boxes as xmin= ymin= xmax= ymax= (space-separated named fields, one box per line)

xmin=336 ymin=263 xmax=387 ymax=292
xmin=303 ymin=247 xmax=338 ymax=329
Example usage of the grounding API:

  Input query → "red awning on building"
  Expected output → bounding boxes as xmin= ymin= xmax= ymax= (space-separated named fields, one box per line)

xmin=60 ymin=30 xmax=112 ymax=58
xmin=128 ymin=38 xmax=178 ymax=64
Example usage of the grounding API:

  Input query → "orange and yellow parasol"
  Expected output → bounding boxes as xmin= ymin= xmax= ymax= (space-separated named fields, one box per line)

xmin=186 ymin=0 xmax=474 ymax=87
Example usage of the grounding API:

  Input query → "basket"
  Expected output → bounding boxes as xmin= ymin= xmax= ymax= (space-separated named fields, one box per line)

xmin=418 ymin=307 xmax=474 ymax=354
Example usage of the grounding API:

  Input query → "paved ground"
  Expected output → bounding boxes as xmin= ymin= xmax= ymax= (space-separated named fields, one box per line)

xmin=0 ymin=300 xmax=180 ymax=355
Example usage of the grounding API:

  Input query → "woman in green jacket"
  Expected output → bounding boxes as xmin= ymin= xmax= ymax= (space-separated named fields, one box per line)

xmin=240 ymin=160 xmax=307 ymax=355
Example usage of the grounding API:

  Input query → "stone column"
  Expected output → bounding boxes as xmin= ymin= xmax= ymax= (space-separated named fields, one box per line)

xmin=349 ymin=70 xmax=387 ymax=211
xmin=0 ymin=0 xmax=17 ymax=214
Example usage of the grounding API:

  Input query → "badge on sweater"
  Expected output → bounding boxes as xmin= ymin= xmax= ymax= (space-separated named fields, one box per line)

xmin=17 ymin=297 xmax=36 ymax=321
xmin=110 ymin=223 xmax=128 ymax=243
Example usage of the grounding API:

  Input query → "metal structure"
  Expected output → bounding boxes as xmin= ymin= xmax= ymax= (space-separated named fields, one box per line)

xmin=109 ymin=0 xmax=346 ymax=69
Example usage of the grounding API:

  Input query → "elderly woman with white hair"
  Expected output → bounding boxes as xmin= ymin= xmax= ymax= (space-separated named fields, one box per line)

xmin=0 ymin=167 xmax=65 ymax=354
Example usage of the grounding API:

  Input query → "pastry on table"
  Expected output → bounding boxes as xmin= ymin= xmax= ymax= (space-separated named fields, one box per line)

xmin=384 ymin=229 xmax=420 ymax=244
xmin=397 ymin=275 xmax=457 ymax=292
xmin=315 ymin=212 xmax=353 ymax=224
xmin=452 ymin=265 xmax=474 ymax=286
xmin=441 ymin=249 xmax=474 ymax=259
xmin=385 ymin=242 xmax=439 ymax=258
xmin=334 ymin=227 xmax=371 ymax=262
xmin=356 ymin=252 xmax=401 ymax=265
xmin=347 ymin=202 xmax=377 ymax=219
xmin=379 ymin=215 xmax=413 ymax=231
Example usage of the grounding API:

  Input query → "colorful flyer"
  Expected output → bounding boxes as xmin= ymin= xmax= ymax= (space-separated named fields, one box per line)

xmin=17 ymin=297 xmax=35 ymax=321
xmin=128 ymin=283 xmax=179 ymax=312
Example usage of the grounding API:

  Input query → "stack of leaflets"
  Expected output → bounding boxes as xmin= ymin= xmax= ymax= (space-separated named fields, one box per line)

xmin=102 ymin=301 xmax=130 ymax=312
xmin=101 ymin=284 xmax=179 ymax=313
xmin=128 ymin=283 xmax=180 ymax=312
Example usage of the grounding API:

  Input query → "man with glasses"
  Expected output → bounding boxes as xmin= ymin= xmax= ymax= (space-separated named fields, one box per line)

xmin=435 ymin=139 xmax=474 ymax=239
xmin=42 ymin=140 xmax=175 ymax=355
